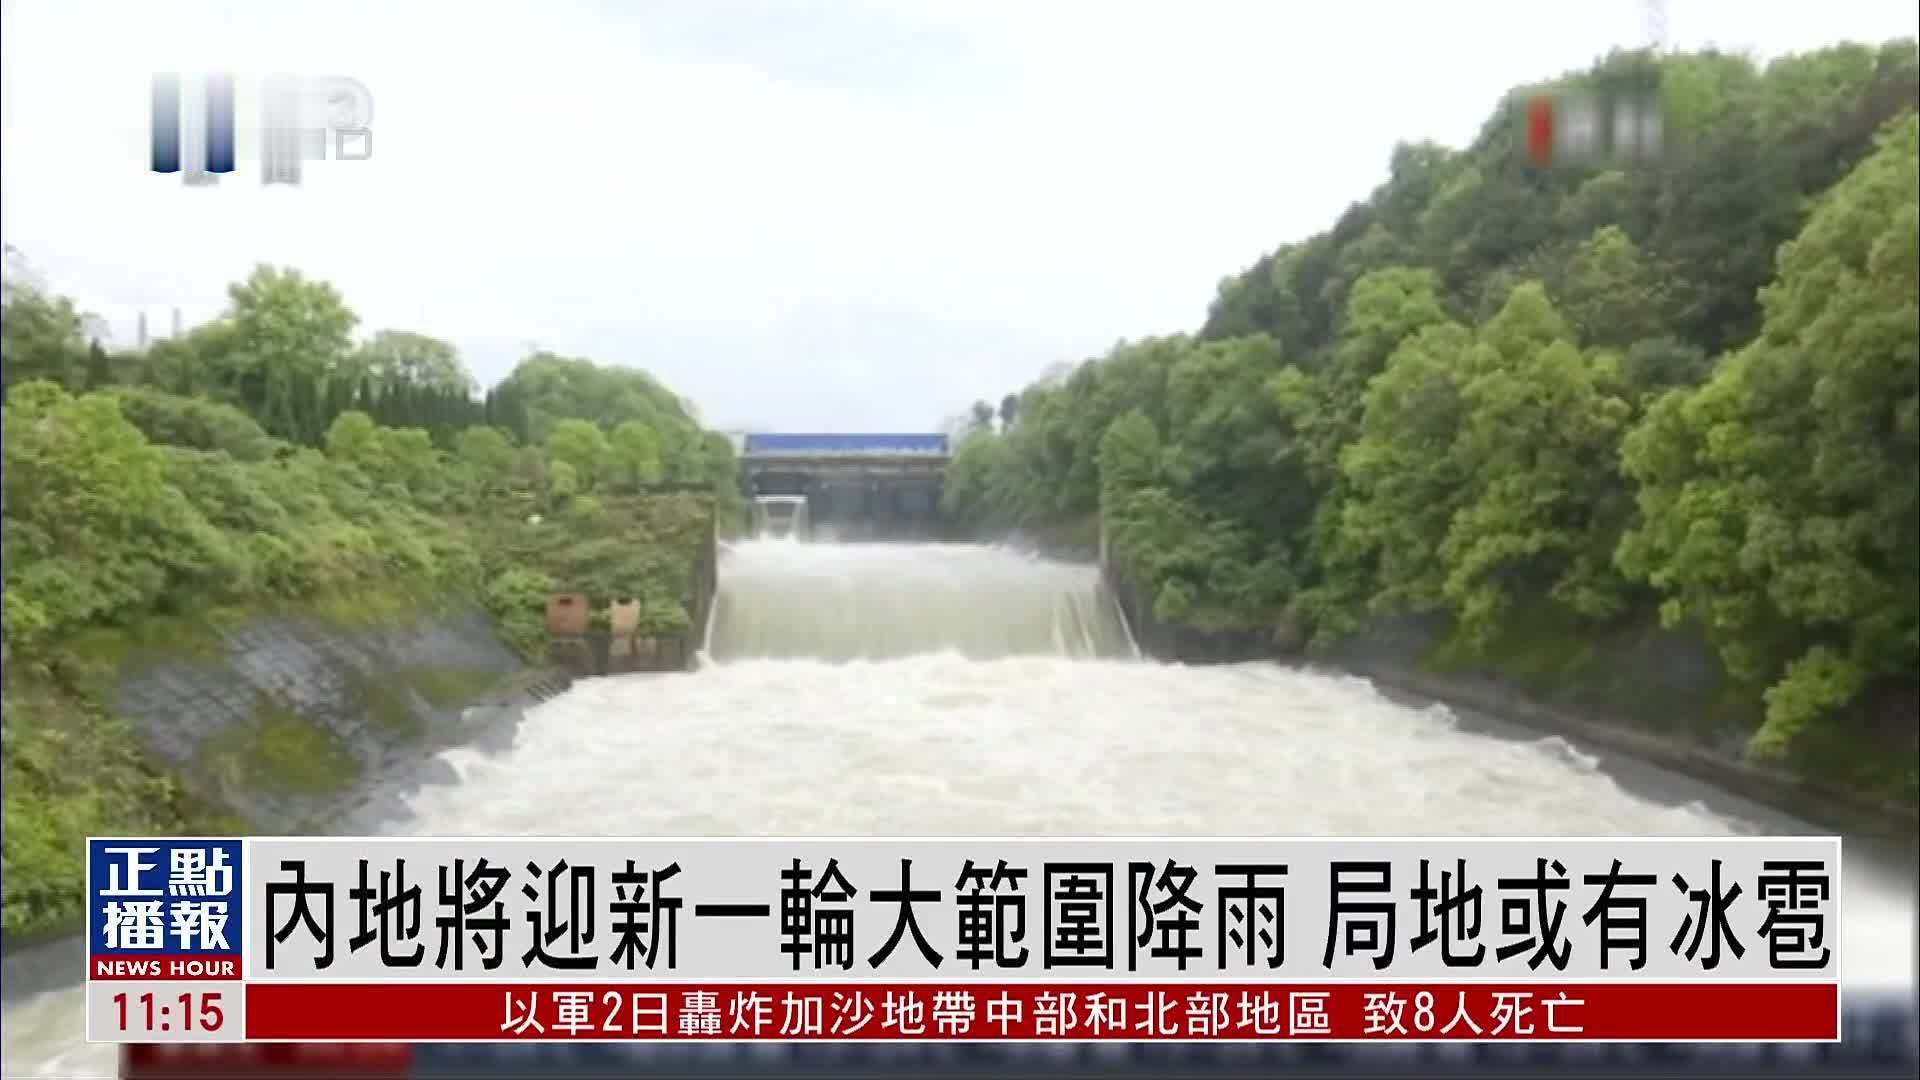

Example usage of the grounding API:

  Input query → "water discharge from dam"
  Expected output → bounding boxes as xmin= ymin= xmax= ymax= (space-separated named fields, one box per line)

xmin=705 ymin=539 xmax=1139 ymax=662
xmin=2 ymin=540 xmax=1914 ymax=1078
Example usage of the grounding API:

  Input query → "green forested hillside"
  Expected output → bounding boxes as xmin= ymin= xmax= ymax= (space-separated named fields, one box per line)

xmin=943 ymin=44 xmax=1919 ymax=803
xmin=1 ymin=264 xmax=741 ymax=937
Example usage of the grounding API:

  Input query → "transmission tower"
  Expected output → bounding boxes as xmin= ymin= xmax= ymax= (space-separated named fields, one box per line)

xmin=1644 ymin=0 xmax=1667 ymax=54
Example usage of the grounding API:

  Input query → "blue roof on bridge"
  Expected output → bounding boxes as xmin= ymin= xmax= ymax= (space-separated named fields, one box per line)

xmin=743 ymin=433 xmax=948 ymax=455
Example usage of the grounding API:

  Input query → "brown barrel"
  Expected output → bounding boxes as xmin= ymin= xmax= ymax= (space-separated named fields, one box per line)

xmin=607 ymin=599 xmax=641 ymax=636
xmin=545 ymin=592 xmax=589 ymax=637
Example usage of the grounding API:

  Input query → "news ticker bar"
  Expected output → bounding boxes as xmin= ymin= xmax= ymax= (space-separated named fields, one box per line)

xmin=116 ymin=989 xmax=1920 ymax=1080
xmin=87 ymin=836 xmax=1841 ymax=983
xmin=91 ymin=981 xmax=1834 ymax=1043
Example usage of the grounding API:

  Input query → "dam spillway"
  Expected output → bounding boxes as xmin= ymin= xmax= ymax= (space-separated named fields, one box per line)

xmin=703 ymin=540 xmax=1139 ymax=663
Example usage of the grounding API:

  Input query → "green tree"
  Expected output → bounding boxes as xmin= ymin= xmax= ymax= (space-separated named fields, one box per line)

xmin=941 ymin=432 xmax=1014 ymax=525
xmin=0 ymin=269 xmax=750 ymax=936
xmin=1618 ymin=336 xmax=1714 ymax=400
xmin=85 ymin=340 xmax=114 ymax=389
xmin=1 ymin=286 xmax=90 ymax=394
xmin=545 ymin=418 xmax=610 ymax=489
xmin=1288 ymin=266 xmax=1451 ymax=485
xmin=1555 ymin=169 xmax=1637 ymax=238
xmin=1332 ymin=321 xmax=1475 ymax=614
xmin=454 ymin=425 xmax=517 ymax=495
xmin=1559 ymin=226 xmax=1664 ymax=349
xmin=546 ymin=458 xmax=581 ymax=509
xmin=1096 ymin=409 xmax=1162 ymax=507
xmin=494 ymin=351 xmax=699 ymax=444
xmin=1439 ymin=287 xmax=1635 ymax=642
xmin=107 ymin=386 xmax=277 ymax=462
xmin=1162 ymin=335 xmax=1301 ymax=532
xmin=608 ymin=420 xmax=663 ymax=491
xmin=2 ymin=383 xmax=233 ymax=651
xmin=932 ymin=38 xmax=1920 ymax=801
xmin=134 ymin=319 xmax=242 ymax=397
xmin=225 ymin=266 xmax=358 ymax=441
xmin=1618 ymin=112 xmax=1919 ymax=764
xmin=350 ymin=330 xmax=473 ymax=394
xmin=378 ymin=427 xmax=442 ymax=498
xmin=323 ymin=411 xmax=385 ymax=475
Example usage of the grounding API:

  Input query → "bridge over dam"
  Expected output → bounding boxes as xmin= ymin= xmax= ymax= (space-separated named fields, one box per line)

xmin=738 ymin=432 xmax=950 ymax=541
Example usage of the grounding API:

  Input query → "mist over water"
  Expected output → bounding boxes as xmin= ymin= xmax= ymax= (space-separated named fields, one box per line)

xmin=3 ymin=540 xmax=1913 ymax=1078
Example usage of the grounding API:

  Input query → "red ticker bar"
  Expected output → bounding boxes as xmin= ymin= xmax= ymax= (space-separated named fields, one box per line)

xmin=123 ymin=1041 xmax=412 ymax=1076
xmin=243 ymin=982 xmax=1839 ymax=1042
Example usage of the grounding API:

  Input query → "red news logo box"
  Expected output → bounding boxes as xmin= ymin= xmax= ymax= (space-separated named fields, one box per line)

xmin=94 ymin=957 xmax=240 ymax=979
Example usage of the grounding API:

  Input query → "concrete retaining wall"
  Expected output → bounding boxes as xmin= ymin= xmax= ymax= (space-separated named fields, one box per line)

xmin=112 ymin=601 xmax=555 ymax=832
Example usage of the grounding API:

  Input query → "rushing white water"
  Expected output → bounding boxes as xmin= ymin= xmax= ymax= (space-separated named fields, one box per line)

xmin=707 ymin=540 xmax=1138 ymax=662
xmin=3 ymin=541 xmax=1913 ymax=1078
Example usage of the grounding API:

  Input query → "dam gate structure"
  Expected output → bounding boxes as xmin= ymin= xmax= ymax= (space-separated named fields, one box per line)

xmin=739 ymin=432 xmax=949 ymax=541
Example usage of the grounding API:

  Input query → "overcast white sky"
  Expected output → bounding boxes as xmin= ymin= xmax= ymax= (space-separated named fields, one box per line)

xmin=3 ymin=1 xmax=1913 ymax=431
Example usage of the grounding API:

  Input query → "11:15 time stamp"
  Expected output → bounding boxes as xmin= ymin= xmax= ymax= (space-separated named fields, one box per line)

xmin=86 ymin=980 xmax=241 ymax=1043
xmin=110 ymin=990 xmax=226 ymax=1035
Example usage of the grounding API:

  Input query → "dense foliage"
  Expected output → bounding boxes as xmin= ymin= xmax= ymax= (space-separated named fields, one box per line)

xmin=1 ymin=263 xmax=741 ymax=937
xmin=944 ymin=44 xmax=1919 ymax=802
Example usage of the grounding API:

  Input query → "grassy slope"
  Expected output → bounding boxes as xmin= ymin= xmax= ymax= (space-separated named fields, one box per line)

xmin=2 ymin=494 xmax=717 ymax=941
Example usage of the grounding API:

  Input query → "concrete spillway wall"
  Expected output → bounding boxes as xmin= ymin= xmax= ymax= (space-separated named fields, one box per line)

xmin=108 ymin=599 xmax=567 ymax=833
